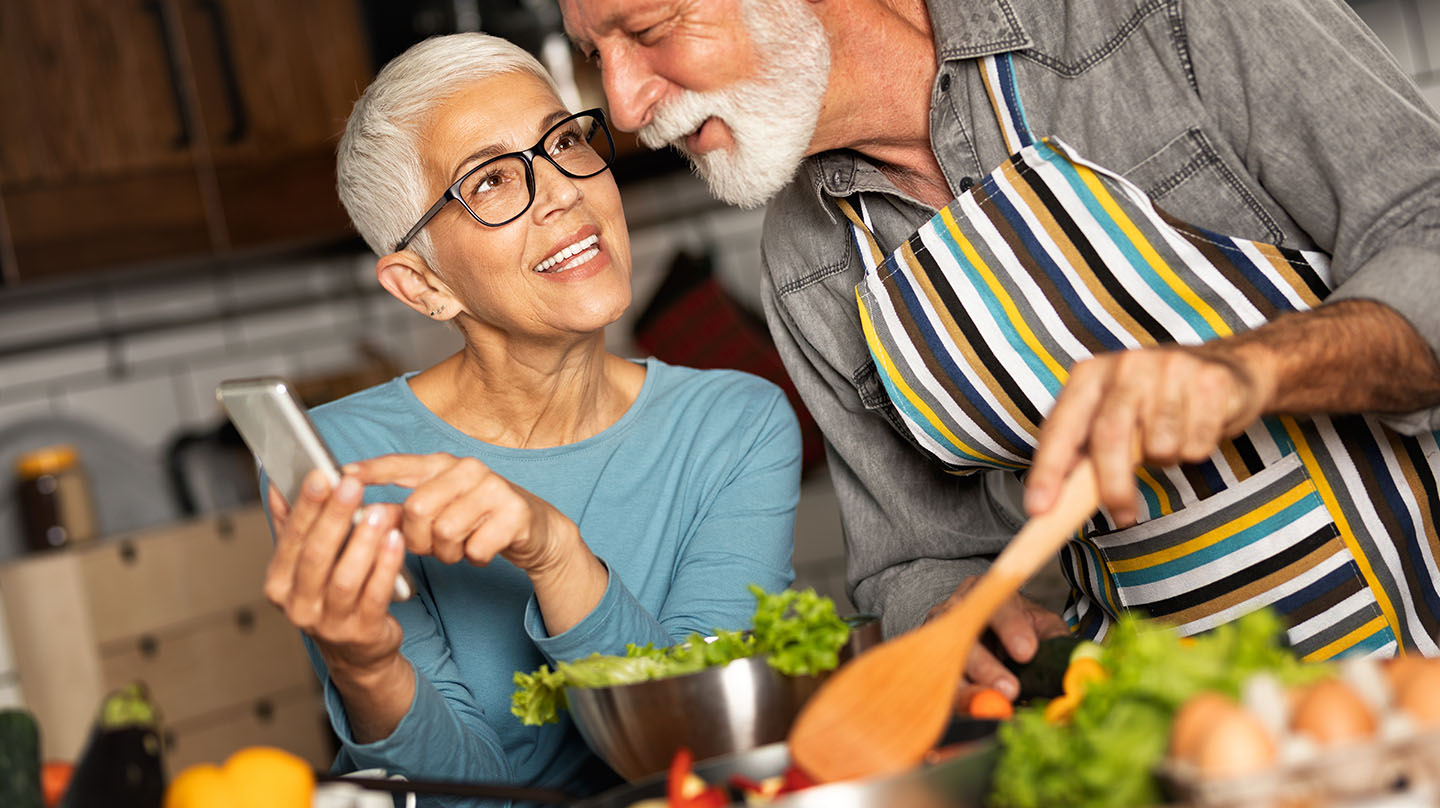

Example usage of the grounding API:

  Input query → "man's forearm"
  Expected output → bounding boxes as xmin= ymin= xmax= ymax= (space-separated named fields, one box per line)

xmin=1205 ymin=299 xmax=1440 ymax=417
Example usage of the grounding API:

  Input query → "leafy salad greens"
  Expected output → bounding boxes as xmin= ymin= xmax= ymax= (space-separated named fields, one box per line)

xmin=510 ymin=585 xmax=850 ymax=726
xmin=989 ymin=609 xmax=1330 ymax=808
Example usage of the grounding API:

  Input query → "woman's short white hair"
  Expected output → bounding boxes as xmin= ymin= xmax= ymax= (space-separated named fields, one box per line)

xmin=337 ymin=33 xmax=560 ymax=260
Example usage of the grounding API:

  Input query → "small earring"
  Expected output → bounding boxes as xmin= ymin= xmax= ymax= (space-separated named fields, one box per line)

xmin=429 ymin=304 xmax=445 ymax=317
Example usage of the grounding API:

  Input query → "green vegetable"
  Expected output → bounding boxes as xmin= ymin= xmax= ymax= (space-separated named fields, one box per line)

xmin=511 ymin=585 xmax=850 ymax=725
xmin=989 ymin=610 xmax=1329 ymax=808
xmin=0 ymin=708 xmax=42 ymax=808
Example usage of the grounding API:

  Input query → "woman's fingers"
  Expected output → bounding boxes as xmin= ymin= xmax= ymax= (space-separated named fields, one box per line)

xmin=287 ymin=476 xmax=364 ymax=625
xmin=324 ymin=504 xmax=395 ymax=614
xmin=358 ymin=528 xmax=408 ymax=621
xmin=264 ymin=470 xmax=333 ymax=608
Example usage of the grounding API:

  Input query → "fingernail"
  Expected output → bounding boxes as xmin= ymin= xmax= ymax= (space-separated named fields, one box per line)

xmin=304 ymin=473 xmax=327 ymax=494
xmin=365 ymin=506 xmax=384 ymax=526
xmin=342 ymin=463 xmax=360 ymax=474
xmin=998 ymin=678 xmax=1019 ymax=700
xmin=338 ymin=476 xmax=362 ymax=500
xmin=387 ymin=529 xmax=403 ymax=548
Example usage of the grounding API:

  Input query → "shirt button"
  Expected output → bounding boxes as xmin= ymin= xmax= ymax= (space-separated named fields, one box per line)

xmin=939 ymin=73 xmax=951 ymax=92
xmin=959 ymin=176 xmax=975 ymax=192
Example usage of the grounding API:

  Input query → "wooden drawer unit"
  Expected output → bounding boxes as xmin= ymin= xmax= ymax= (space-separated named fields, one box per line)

xmin=163 ymin=685 xmax=333 ymax=773
xmin=79 ymin=507 xmax=273 ymax=645
xmin=0 ymin=506 xmax=328 ymax=764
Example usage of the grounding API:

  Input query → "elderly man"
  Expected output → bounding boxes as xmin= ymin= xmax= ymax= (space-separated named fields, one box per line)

xmin=561 ymin=0 xmax=1440 ymax=698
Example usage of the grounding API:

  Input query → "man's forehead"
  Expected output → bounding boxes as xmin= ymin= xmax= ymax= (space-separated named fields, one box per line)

xmin=560 ymin=0 xmax=668 ymax=41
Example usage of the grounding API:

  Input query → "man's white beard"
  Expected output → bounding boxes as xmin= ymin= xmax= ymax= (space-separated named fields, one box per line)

xmin=637 ymin=0 xmax=830 ymax=208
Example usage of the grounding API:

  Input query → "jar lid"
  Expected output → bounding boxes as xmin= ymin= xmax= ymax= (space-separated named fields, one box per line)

xmin=15 ymin=444 xmax=80 ymax=478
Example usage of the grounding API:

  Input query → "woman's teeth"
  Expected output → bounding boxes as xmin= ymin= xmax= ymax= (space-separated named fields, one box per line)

xmin=534 ymin=235 xmax=600 ymax=273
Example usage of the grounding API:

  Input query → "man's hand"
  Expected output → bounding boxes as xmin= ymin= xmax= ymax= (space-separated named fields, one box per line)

xmin=927 ymin=576 xmax=1070 ymax=707
xmin=1024 ymin=301 xmax=1440 ymax=526
xmin=1025 ymin=346 xmax=1265 ymax=526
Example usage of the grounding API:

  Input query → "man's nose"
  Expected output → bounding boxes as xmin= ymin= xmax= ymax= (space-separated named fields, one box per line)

xmin=598 ymin=47 xmax=665 ymax=132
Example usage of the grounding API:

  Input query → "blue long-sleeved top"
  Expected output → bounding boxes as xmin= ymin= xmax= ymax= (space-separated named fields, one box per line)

xmin=285 ymin=358 xmax=800 ymax=802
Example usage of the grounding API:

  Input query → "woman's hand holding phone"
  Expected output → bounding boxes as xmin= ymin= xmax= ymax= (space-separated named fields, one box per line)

xmin=264 ymin=470 xmax=409 ymax=678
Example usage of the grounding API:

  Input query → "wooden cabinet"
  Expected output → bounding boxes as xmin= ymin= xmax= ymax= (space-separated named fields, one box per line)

xmin=0 ymin=0 xmax=372 ymax=283
xmin=0 ymin=506 xmax=333 ymax=770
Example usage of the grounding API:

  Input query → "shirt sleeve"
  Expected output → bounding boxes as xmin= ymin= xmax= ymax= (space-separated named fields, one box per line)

xmin=523 ymin=381 xmax=801 ymax=661
xmin=1185 ymin=0 xmax=1440 ymax=432
xmin=759 ymin=235 xmax=1028 ymax=638
xmin=297 ymin=556 xmax=514 ymax=798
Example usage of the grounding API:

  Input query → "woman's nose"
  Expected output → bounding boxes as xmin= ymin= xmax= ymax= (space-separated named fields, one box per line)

xmin=599 ymin=46 xmax=664 ymax=132
xmin=531 ymin=158 xmax=583 ymax=218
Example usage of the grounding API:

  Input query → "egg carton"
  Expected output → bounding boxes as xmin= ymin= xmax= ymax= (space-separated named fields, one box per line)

xmin=1161 ymin=728 xmax=1440 ymax=808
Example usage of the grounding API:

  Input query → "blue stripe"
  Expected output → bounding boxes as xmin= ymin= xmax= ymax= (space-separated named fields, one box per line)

xmin=1262 ymin=416 xmax=1296 ymax=456
xmin=996 ymin=54 xmax=1034 ymax=148
xmin=876 ymin=253 xmax=1035 ymax=454
xmin=1196 ymin=459 xmax=1226 ymax=496
xmin=925 ymin=218 xmax=1065 ymax=398
xmin=981 ymin=173 xmax=1127 ymax=352
xmin=1334 ymin=625 xmax=1398 ymax=659
xmin=1030 ymin=143 xmax=1220 ymax=343
xmin=1113 ymin=491 xmax=1326 ymax=587
xmin=1272 ymin=562 xmax=1360 ymax=615
xmin=1351 ymin=424 xmax=1440 ymax=621
xmin=1199 ymin=233 xmax=1300 ymax=314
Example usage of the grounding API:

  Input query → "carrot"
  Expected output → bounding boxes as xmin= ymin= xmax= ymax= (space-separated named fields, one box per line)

xmin=967 ymin=687 xmax=1015 ymax=720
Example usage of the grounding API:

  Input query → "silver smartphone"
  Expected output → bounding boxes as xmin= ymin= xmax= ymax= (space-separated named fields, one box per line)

xmin=216 ymin=376 xmax=413 ymax=602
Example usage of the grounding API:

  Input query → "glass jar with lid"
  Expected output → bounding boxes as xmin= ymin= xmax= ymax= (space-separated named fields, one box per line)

xmin=14 ymin=444 xmax=98 ymax=552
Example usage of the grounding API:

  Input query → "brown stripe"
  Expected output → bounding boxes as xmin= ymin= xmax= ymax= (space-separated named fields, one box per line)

xmin=1218 ymin=439 xmax=1255 ymax=487
xmin=975 ymin=180 xmax=1109 ymax=357
xmin=900 ymin=215 xmax=1040 ymax=445
xmin=1283 ymin=569 xmax=1366 ymax=627
xmin=881 ymin=239 xmax=1035 ymax=454
xmin=998 ymin=159 xmax=1157 ymax=348
xmin=1252 ymin=241 xmax=1325 ymax=309
xmin=1157 ymin=534 xmax=1341 ymax=627
xmin=1163 ymin=215 xmax=1280 ymax=320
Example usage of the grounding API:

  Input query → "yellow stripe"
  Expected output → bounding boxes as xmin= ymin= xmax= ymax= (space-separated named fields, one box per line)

xmin=1107 ymin=482 xmax=1313 ymax=574
xmin=1302 ymin=615 xmax=1388 ymax=663
xmin=1134 ymin=467 xmax=1174 ymax=517
xmin=937 ymin=207 xmax=1069 ymax=384
xmin=855 ymin=288 xmax=1019 ymax=468
xmin=1071 ymin=162 xmax=1233 ymax=339
xmin=1281 ymin=417 xmax=1404 ymax=647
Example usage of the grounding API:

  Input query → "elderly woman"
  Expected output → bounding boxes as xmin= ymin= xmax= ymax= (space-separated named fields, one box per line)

xmin=261 ymin=32 xmax=801 ymax=798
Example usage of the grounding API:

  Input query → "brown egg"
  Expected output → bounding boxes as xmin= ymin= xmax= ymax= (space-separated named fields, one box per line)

xmin=1193 ymin=708 xmax=1278 ymax=778
xmin=1381 ymin=655 xmax=1436 ymax=692
xmin=1395 ymin=663 xmax=1440 ymax=727
xmin=1289 ymin=678 xmax=1376 ymax=745
xmin=1170 ymin=691 xmax=1239 ymax=763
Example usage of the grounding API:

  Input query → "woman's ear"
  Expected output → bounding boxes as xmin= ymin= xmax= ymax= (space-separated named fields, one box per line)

xmin=376 ymin=251 xmax=460 ymax=321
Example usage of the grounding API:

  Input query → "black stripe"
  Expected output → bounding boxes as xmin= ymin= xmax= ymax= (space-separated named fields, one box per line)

xmin=1181 ymin=463 xmax=1214 ymax=502
xmin=1137 ymin=523 xmax=1339 ymax=617
xmin=1232 ymin=433 xmax=1266 ymax=476
xmin=1276 ymin=244 xmax=1334 ymax=302
xmin=904 ymin=218 xmax=1046 ymax=427
xmin=1009 ymin=152 xmax=1174 ymax=345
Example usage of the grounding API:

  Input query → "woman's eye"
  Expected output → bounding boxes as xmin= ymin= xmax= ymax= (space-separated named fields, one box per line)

xmin=551 ymin=133 xmax=579 ymax=153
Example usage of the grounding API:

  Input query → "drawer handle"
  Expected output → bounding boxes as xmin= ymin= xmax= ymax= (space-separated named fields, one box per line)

xmin=216 ymin=514 xmax=235 ymax=540
xmin=119 ymin=541 xmax=138 ymax=565
xmin=138 ymin=635 xmax=159 ymax=658
xmin=235 ymin=608 xmax=255 ymax=632
xmin=254 ymin=699 xmax=274 ymax=723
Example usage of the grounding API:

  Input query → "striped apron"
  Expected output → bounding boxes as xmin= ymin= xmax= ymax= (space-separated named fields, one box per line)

xmin=846 ymin=53 xmax=1440 ymax=660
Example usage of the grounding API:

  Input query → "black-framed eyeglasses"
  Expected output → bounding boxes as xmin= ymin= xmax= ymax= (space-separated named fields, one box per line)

xmin=393 ymin=108 xmax=615 ymax=252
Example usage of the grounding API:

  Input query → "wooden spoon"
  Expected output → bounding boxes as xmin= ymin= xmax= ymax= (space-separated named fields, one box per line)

xmin=788 ymin=458 xmax=1103 ymax=782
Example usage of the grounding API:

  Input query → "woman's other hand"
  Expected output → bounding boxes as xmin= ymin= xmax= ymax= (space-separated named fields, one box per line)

xmin=346 ymin=453 xmax=607 ymax=635
xmin=344 ymin=453 xmax=579 ymax=573
xmin=264 ymin=472 xmax=408 ymax=676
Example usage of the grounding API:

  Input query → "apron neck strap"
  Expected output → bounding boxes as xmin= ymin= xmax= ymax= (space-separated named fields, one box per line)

xmin=979 ymin=53 xmax=1035 ymax=153
xmin=835 ymin=196 xmax=887 ymax=270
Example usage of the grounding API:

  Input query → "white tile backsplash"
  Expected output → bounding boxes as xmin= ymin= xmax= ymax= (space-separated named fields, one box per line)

xmin=102 ymin=275 xmax=222 ymax=329
xmin=57 ymin=375 xmax=187 ymax=453
xmin=121 ymin=321 xmax=230 ymax=367
xmin=0 ymin=343 xmax=110 ymax=390
xmin=0 ymin=295 xmax=104 ymax=348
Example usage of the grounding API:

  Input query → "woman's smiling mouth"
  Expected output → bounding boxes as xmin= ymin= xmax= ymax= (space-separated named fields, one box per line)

xmin=533 ymin=234 xmax=601 ymax=273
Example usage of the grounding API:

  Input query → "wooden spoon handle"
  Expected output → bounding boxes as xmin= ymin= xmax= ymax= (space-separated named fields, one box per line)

xmin=940 ymin=458 xmax=1101 ymax=632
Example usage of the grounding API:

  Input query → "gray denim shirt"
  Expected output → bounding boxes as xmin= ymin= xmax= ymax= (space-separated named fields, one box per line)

xmin=759 ymin=0 xmax=1440 ymax=638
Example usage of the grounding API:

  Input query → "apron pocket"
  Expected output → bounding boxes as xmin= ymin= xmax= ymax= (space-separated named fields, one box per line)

xmin=1084 ymin=453 xmax=1395 ymax=661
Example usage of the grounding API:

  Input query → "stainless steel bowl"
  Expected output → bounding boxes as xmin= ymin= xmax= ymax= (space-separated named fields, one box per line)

xmin=567 ymin=614 xmax=882 ymax=782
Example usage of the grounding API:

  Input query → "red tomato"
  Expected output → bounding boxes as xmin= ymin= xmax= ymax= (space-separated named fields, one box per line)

xmin=41 ymin=760 xmax=74 ymax=808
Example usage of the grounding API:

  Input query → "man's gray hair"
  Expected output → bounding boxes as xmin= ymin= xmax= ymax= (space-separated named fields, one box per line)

xmin=337 ymin=33 xmax=560 ymax=260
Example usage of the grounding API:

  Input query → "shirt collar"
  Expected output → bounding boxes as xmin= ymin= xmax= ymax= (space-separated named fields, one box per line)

xmin=807 ymin=0 xmax=1031 ymax=202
